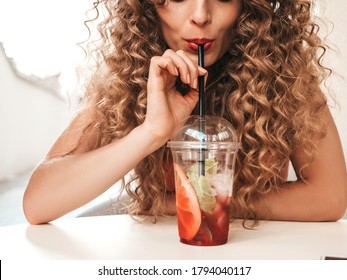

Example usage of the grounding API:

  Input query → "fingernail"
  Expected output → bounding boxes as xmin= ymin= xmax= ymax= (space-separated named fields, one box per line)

xmin=186 ymin=73 xmax=191 ymax=84
xmin=199 ymin=67 xmax=208 ymax=74
xmin=193 ymin=78 xmax=198 ymax=89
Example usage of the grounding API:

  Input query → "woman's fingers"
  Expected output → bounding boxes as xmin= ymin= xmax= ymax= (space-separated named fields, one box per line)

xmin=148 ymin=56 xmax=179 ymax=94
xmin=148 ymin=49 xmax=208 ymax=97
xmin=162 ymin=49 xmax=207 ymax=90
xmin=163 ymin=49 xmax=196 ymax=88
xmin=150 ymin=56 xmax=179 ymax=77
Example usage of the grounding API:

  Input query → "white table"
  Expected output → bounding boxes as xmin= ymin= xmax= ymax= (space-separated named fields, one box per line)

xmin=0 ymin=215 xmax=346 ymax=260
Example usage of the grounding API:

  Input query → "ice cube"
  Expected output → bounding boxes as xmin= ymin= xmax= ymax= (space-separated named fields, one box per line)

xmin=207 ymin=173 xmax=231 ymax=197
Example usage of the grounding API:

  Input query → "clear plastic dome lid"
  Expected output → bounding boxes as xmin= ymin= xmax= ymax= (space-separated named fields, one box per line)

xmin=167 ymin=115 xmax=240 ymax=150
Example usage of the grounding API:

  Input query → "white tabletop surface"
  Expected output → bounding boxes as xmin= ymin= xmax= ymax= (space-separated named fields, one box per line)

xmin=0 ymin=215 xmax=346 ymax=260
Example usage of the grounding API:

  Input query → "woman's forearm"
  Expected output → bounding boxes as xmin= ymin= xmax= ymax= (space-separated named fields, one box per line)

xmin=254 ymin=179 xmax=347 ymax=222
xmin=23 ymin=125 xmax=167 ymax=224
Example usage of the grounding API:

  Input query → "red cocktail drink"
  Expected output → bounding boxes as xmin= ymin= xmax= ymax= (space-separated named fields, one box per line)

xmin=168 ymin=116 xmax=239 ymax=246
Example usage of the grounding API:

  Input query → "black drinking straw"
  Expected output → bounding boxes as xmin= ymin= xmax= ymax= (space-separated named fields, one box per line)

xmin=198 ymin=44 xmax=206 ymax=176
xmin=198 ymin=44 xmax=205 ymax=117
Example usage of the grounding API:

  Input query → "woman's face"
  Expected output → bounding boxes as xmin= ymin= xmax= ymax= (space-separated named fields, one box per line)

xmin=155 ymin=0 xmax=242 ymax=66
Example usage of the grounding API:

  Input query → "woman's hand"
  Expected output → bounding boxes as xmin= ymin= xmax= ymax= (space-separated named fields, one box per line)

xmin=144 ymin=49 xmax=208 ymax=141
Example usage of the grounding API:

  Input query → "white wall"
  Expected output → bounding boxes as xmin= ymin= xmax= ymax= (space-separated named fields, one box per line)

xmin=0 ymin=49 xmax=70 ymax=180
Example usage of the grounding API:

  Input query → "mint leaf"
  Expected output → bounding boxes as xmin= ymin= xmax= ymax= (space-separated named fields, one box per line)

xmin=187 ymin=158 xmax=218 ymax=177
xmin=187 ymin=173 xmax=216 ymax=214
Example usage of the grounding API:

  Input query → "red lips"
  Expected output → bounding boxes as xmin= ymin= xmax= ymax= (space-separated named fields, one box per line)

xmin=186 ymin=38 xmax=214 ymax=51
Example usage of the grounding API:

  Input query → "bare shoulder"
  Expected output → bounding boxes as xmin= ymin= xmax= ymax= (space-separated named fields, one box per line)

xmin=46 ymin=108 xmax=100 ymax=158
xmin=291 ymin=106 xmax=347 ymax=183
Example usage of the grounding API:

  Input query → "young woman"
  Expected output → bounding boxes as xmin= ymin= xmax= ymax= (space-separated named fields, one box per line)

xmin=23 ymin=0 xmax=347 ymax=225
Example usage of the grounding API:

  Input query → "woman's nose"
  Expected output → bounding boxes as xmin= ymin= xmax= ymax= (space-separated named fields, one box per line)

xmin=190 ymin=0 xmax=211 ymax=27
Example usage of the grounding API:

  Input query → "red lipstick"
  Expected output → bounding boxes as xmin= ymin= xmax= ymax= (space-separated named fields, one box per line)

xmin=186 ymin=38 xmax=214 ymax=51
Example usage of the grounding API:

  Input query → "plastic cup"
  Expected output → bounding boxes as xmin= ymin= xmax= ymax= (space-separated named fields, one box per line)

xmin=167 ymin=115 xmax=240 ymax=246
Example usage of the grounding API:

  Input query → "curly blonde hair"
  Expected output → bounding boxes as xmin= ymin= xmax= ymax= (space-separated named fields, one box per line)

xmin=81 ymin=0 xmax=329 ymax=222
